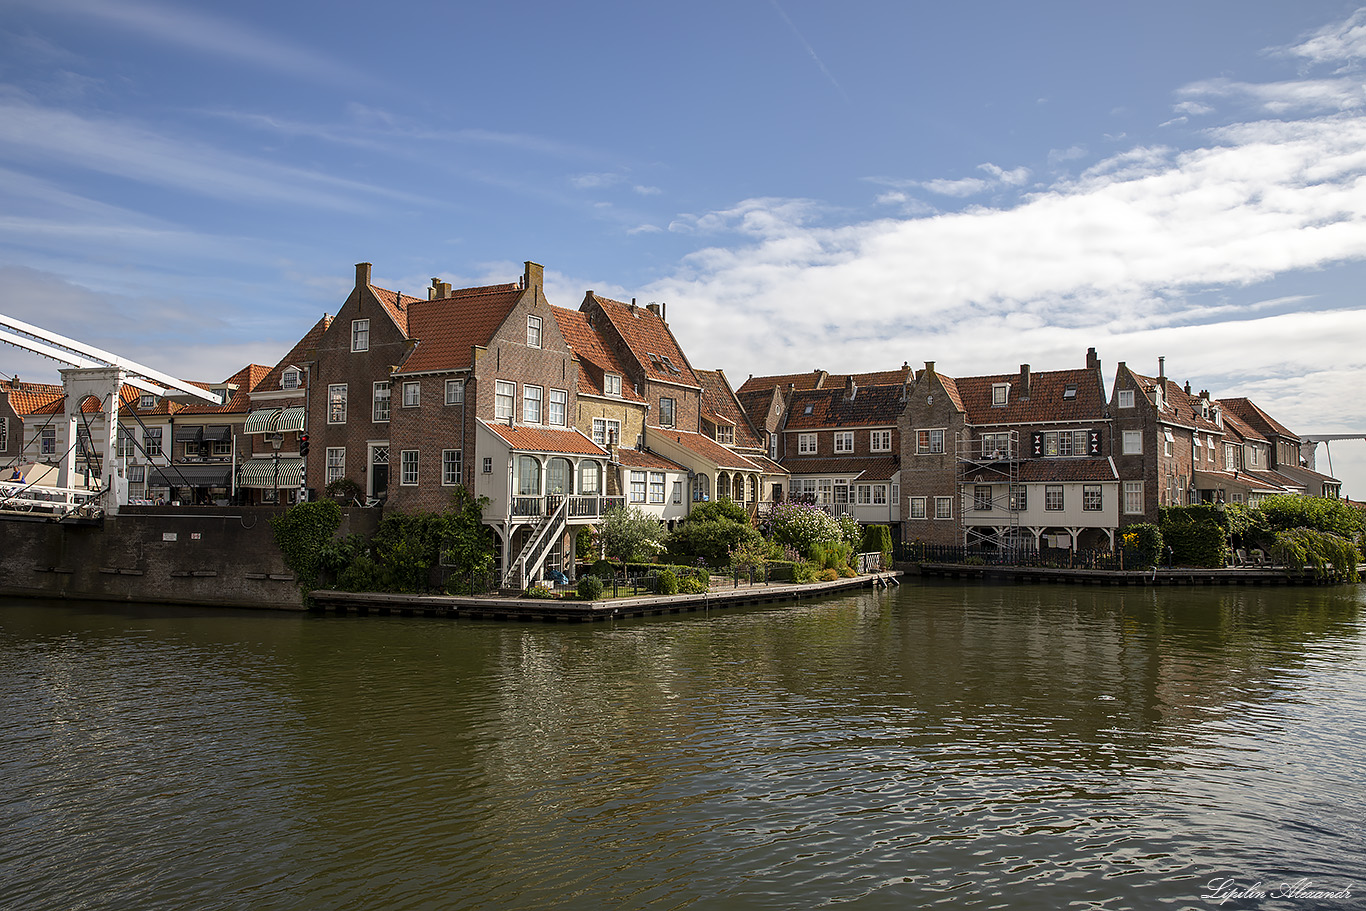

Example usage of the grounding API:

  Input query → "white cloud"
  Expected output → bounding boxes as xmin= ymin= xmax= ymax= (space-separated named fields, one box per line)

xmin=979 ymin=163 xmax=1031 ymax=186
xmin=1282 ymin=8 xmax=1366 ymax=68
xmin=1047 ymin=145 xmax=1088 ymax=166
xmin=919 ymin=176 xmax=990 ymax=197
xmin=1178 ymin=77 xmax=1365 ymax=114
xmin=571 ymin=173 xmax=622 ymax=190
xmin=627 ymin=224 xmax=663 ymax=235
xmin=633 ymin=185 xmax=663 ymax=196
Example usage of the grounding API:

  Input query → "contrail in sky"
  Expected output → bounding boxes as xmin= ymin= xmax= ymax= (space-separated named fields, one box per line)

xmin=770 ymin=0 xmax=851 ymax=104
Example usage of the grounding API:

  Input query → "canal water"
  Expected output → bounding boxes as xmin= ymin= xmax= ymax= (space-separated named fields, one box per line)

xmin=1 ymin=581 xmax=1363 ymax=911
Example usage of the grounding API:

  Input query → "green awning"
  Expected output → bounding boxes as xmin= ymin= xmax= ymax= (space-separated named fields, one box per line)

xmin=150 ymin=464 xmax=233 ymax=488
xmin=244 ymin=409 xmax=279 ymax=434
xmin=238 ymin=457 xmax=304 ymax=488
xmin=276 ymin=407 xmax=307 ymax=433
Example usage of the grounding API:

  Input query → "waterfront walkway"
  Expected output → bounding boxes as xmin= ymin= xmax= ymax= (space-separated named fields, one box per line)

xmin=310 ymin=571 xmax=903 ymax=622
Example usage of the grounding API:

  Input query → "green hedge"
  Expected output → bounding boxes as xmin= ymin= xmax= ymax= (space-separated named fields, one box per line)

xmin=1120 ymin=523 xmax=1163 ymax=567
xmin=1160 ymin=505 xmax=1229 ymax=568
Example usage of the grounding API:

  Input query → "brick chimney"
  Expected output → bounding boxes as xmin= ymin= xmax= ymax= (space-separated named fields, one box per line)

xmin=1158 ymin=356 xmax=1166 ymax=385
xmin=1086 ymin=347 xmax=1100 ymax=370
xmin=1020 ymin=364 xmax=1031 ymax=399
xmin=523 ymin=261 xmax=544 ymax=297
xmin=646 ymin=302 xmax=662 ymax=317
xmin=355 ymin=262 xmax=372 ymax=287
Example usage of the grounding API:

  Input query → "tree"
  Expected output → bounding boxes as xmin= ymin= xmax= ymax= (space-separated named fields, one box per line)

xmin=597 ymin=505 xmax=667 ymax=563
xmin=666 ymin=501 xmax=761 ymax=565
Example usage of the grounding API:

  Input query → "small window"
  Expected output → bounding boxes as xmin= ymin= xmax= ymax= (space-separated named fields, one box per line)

xmin=482 ymin=457 xmax=493 ymax=474
xmin=803 ymin=403 xmax=814 ymax=415
xmin=974 ymin=485 xmax=993 ymax=511
xmin=328 ymin=384 xmax=348 ymax=424
xmin=282 ymin=368 xmax=300 ymax=390
xmin=661 ymin=355 xmax=680 ymax=375
xmin=373 ymin=381 xmax=391 ymax=423
xmin=1122 ymin=430 xmax=1142 ymax=455
xmin=1118 ymin=389 xmax=1135 ymax=409
xmin=400 ymin=450 xmax=418 ymax=485
xmin=659 ymin=396 xmax=676 ymax=428
xmin=1009 ymin=485 xmax=1027 ymax=511
xmin=139 ymin=393 xmax=156 ymax=410
xmin=527 ymin=315 xmax=542 ymax=348
xmin=495 ymin=380 xmax=515 ymax=420
xmin=649 ymin=472 xmax=665 ymax=504
xmin=1045 ymin=485 xmax=1064 ymax=510
xmin=442 ymin=450 xmax=462 ymax=486
xmin=798 ymin=433 xmax=817 ymax=454
xmin=1063 ymin=384 xmax=1077 ymax=399
xmin=605 ymin=374 xmax=622 ymax=397
xmin=934 ymin=496 xmax=953 ymax=519
xmin=1124 ymin=481 xmax=1144 ymax=515
xmin=548 ymin=389 xmax=567 ymax=426
xmin=1083 ymin=485 xmax=1103 ymax=511
xmin=445 ymin=379 xmax=464 ymax=405
xmin=630 ymin=471 xmax=647 ymax=503
xmin=992 ymin=383 xmax=1009 ymax=406
xmin=716 ymin=425 xmax=733 ymax=444
xmin=325 ymin=447 xmax=345 ymax=485
xmin=351 ymin=319 xmax=370 ymax=352
xmin=523 ymin=385 xmax=543 ymax=423
xmin=916 ymin=429 xmax=945 ymax=454
xmin=834 ymin=431 xmax=854 ymax=453
xmin=870 ymin=430 xmax=892 ymax=452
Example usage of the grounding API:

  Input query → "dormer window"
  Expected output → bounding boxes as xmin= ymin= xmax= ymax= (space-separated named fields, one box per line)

xmin=526 ymin=315 xmax=542 ymax=349
xmin=139 ymin=393 xmax=156 ymax=410
xmin=992 ymin=383 xmax=1010 ymax=406
xmin=1063 ymin=385 xmax=1077 ymax=400
xmin=351 ymin=319 xmax=370 ymax=352
xmin=605 ymin=373 xmax=622 ymax=397
xmin=282 ymin=368 xmax=300 ymax=390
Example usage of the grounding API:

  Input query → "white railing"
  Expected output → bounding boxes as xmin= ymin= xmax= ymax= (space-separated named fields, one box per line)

xmin=508 ymin=495 xmax=625 ymax=521
xmin=0 ymin=483 xmax=102 ymax=519
xmin=503 ymin=496 xmax=569 ymax=589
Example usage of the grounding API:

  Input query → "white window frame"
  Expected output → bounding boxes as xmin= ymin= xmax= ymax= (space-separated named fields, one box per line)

xmin=326 ymin=447 xmax=345 ymax=485
xmin=1045 ymin=485 xmax=1064 ymax=511
xmin=870 ymin=429 xmax=891 ymax=452
xmin=547 ymin=388 xmax=567 ymax=426
xmin=934 ymin=496 xmax=952 ymax=519
xmin=1083 ymin=484 xmax=1103 ymax=511
xmin=834 ymin=431 xmax=854 ymax=453
xmin=328 ymin=384 xmax=347 ymax=424
xmin=992 ymin=383 xmax=1010 ymax=406
xmin=592 ymin=418 xmax=620 ymax=446
xmin=1124 ymin=481 xmax=1144 ymax=515
xmin=1122 ymin=430 xmax=1142 ymax=455
xmin=715 ymin=424 xmax=734 ymax=444
xmin=281 ymin=368 xmax=300 ymax=390
xmin=139 ymin=393 xmax=156 ymax=410
xmin=798 ymin=433 xmax=817 ymax=454
xmin=649 ymin=472 xmax=665 ymax=504
xmin=630 ymin=470 xmax=647 ymax=503
xmin=402 ymin=381 xmax=420 ymax=408
xmin=400 ymin=450 xmax=419 ymax=486
xmin=872 ymin=484 xmax=888 ymax=506
xmin=445 ymin=379 xmax=464 ymax=405
xmin=526 ymin=315 xmax=543 ymax=349
xmin=1118 ymin=389 xmax=1135 ymax=409
xmin=495 ymin=380 xmax=515 ymax=420
xmin=442 ymin=449 xmax=462 ymax=486
xmin=373 ymin=381 xmax=391 ymax=423
xmin=351 ymin=319 xmax=370 ymax=352
xmin=523 ymin=385 xmax=543 ymax=423
xmin=604 ymin=373 xmax=622 ymax=397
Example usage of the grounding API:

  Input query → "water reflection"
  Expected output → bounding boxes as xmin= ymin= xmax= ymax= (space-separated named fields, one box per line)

xmin=1 ymin=582 xmax=1363 ymax=910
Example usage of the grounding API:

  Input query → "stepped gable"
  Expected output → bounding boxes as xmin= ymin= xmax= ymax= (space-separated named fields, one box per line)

xmin=550 ymin=306 xmax=644 ymax=401
xmin=695 ymin=368 xmax=763 ymax=449
xmin=396 ymin=282 xmax=523 ymax=375
xmin=590 ymin=294 xmax=699 ymax=387
xmin=953 ymin=367 xmax=1106 ymax=425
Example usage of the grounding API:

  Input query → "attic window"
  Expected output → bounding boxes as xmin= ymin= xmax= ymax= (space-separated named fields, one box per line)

xmin=282 ymin=368 xmax=300 ymax=390
xmin=648 ymin=352 xmax=662 ymax=367
xmin=139 ymin=393 xmax=156 ymax=409
xmin=1063 ymin=385 xmax=1077 ymax=400
xmin=661 ymin=355 xmax=681 ymax=375
xmin=992 ymin=383 xmax=1010 ymax=407
xmin=804 ymin=404 xmax=814 ymax=415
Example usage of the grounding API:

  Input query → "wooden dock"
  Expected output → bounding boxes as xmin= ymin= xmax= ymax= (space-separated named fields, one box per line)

xmin=917 ymin=563 xmax=1338 ymax=586
xmin=310 ymin=572 xmax=902 ymax=622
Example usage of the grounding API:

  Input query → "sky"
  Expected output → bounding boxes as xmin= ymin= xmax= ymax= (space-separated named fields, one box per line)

xmin=1 ymin=0 xmax=1365 ymax=496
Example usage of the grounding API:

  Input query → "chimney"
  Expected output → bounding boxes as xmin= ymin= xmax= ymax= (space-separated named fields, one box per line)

xmin=1158 ymin=356 xmax=1166 ymax=385
xmin=646 ymin=302 xmax=662 ymax=317
xmin=523 ymin=261 xmax=544 ymax=297
xmin=429 ymin=278 xmax=441 ymax=300
xmin=924 ymin=361 xmax=935 ymax=376
xmin=844 ymin=374 xmax=857 ymax=401
xmin=355 ymin=262 xmax=372 ymax=287
xmin=1086 ymin=347 xmax=1100 ymax=370
xmin=1020 ymin=364 xmax=1031 ymax=399
xmin=1184 ymin=380 xmax=1192 ymax=395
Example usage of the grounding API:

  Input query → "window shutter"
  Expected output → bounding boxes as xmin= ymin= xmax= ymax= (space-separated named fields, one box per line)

xmin=1088 ymin=429 xmax=1102 ymax=456
xmin=1031 ymin=431 xmax=1043 ymax=457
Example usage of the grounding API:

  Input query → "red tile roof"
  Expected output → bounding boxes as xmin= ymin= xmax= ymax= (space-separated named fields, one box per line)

xmin=656 ymin=429 xmax=765 ymax=471
xmin=550 ymin=305 xmax=644 ymax=401
xmin=784 ymin=383 xmax=905 ymax=429
xmin=737 ymin=370 xmax=832 ymax=396
xmin=783 ymin=455 xmax=897 ymax=477
xmin=1219 ymin=410 xmax=1266 ymax=443
xmin=371 ymin=286 xmax=422 ymax=337
xmin=617 ymin=448 xmax=686 ymax=470
xmin=255 ymin=315 xmax=332 ymax=395
xmin=1129 ymin=373 xmax=1223 ymax=433
xmin=953 ymin=368 xmax=1107 ymax=425
xmin=396 ymin=284 xmax=523 ymax=375
xmin=1220 ymin=397 xmax=1298 ymax=441
xmin=4 ymin=383 xmax=65 ymax=415
xmin=482 ymin=421 xmax=607 ymax=456
xmin=963 ymin=459 xmax=1118 ymax=483
xmin=590 ymin=294 xmax=699 ymax=387
xmin=695 ymin=368 xmax=763 ymax=449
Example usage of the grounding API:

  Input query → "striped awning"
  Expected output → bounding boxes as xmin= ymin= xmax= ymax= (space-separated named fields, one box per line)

xmin=238 ymin=457 xmax=304 ymax=488
xmin=244 ymin=409 xmax=279 ymax=434
xmin=276 ymin=407 xmax=306 ymax=433
xmin=173 ymin=425 xmax=203 ymax=444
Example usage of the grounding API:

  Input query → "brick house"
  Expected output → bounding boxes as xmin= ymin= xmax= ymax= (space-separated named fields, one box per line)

xmin=899 ymin=350 xmax=1117 ymax=552
xmin=239 ymin=317 xmax=330 ymax=505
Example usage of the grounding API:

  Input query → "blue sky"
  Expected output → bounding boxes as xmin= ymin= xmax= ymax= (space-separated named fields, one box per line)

xmin=2 ymin=1 xmax=1366 ymax=494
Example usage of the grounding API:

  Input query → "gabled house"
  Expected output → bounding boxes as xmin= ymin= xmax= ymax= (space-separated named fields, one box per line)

xmin=1219 ymin=396 xmax=1340 ymax=498
xmin=900 ymin=349 xmax=1116 ymax=552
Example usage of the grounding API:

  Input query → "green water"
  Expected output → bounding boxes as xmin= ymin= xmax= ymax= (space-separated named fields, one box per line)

xmin=2 ymin=581 xmax=1363 ymax=910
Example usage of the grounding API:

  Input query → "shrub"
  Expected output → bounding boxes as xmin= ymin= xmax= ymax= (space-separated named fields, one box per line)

xmin=590 ymin=558 xmax=617 ymax=579
xmin=861 ymin=524 xmax=893 ymax=569
xmin=526 ymin=585 xmax=555 ymax=599
xmin=1160 ymin=505 xmax=1229 ymax=568
xmin=793 ymin=561 xmax=817 ymax=584
xmin=657 ymin=569 xmax=679 ymax=595
xmin=761 ymin=502 xmax=844 ymax=558
xmin=1270 ymin=527 xmax=1360 ymax=582
xmin=838 ymin=565 xmax=856 ymax=578
xmin=324 ymin=477 xmax=364 ymax=502
xmin=269 ymin=499 xmax=342 ymax=597
xmin=817 ymin=568 xmax=840 ymax=582
xmin=576 ymin=574 xmax=604 ymax=600
xmin=678 ymin=575 xmax=708 ymax=594
xmin=1120 ymin=523 xmax=1163 ymax=567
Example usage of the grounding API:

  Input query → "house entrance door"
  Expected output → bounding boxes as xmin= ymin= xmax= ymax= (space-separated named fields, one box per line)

xmin=370 ymin=444 xmax=389 ymax=499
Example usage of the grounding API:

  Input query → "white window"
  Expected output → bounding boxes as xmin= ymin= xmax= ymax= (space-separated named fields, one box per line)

xmin=402 ymin=381 xmax=420 ymax=408
xmin=495 ymin=380 xmax=515 ymax=420
xmin=1249 ymin=446 xmax=1260 ymax=466
xmin=797 ymin=433 xmax=817 ymax=454
xmin=659 ymin=396 xmax=676 ymax=428
xmin=769 ymin=433 xmax=778 ymax=459
xmin=139 ymin=393 xmax=156 ymax=410
xmin=1063 ymin=384 xmax=1077 ymax=400
xmin=870 ymin=430 xmax=891 ymax=452
xmin=672 ymin=481 xmax=683 ymax=504
xmin=326 ymin=448 xmax=345 ymax=485
xmin=541 ymin=388 xmax=565 ymax=426
xmin=1083 ymin=485 xmax=1103 ymax=511
xmin=1164 ymin=428 xmax=1175 ymax=457
xmin=974 ymin=485 xmax=993 ymax=511
xmin=442 ymin=450 xmax=462 ymax=486
xmin=400 ymin=450 xmax=418 ymax=485
xmin=834 ymin=431 xmax=854 ymax=453
xmin=1045 ymin=485 xmax=1064 ymax=510
xmin=992 ymin=383 xmax=1009 ymax=406
xmin=373 ymin=381 xmax=391 ymax=422
xmin=482 ymin=457 xmax=493 ymax=474
xmin=715 ymin=425 xmax=733 ymax=444
xmin=0 ymin=417 xmax=7 ymax=451
xmin=980 ymin=432 xmax=1011 ymax=459
xmin=605 ymin=373 xmax=622 ymax=397
xmin=1009 ymin=485 xmax=1027 ymax=511
xmin=917 ymin=429 xmax=945 ymax=454
xmin=649 ymin=472 xmax=665 ymax=503
xmin=142 ymin=427 xmax=162 ymax=458
xmin=445 ymin=379 xmax=464 ymax=405
xmin=873 ymin=484 xmax=888 ymax=505
xmin=910 ymin=496 xmax=927 ymax=519
xmin=1122 ymin=430 xmax=1142 ymax=455
xmin=1118 ymin=389 xmax=1135 ymax=409
xmin=580 ymin=463 xmax=602 ymax=495
xmin=857 ymin=484 xmax=871 ymax=505
xmin=1124 ymin=481 xmax=1144 ymax=515
xmin=934 ymin=496 xmax=952 ymax=519
xmin=1224 ymin=443 xmax=1236 ymax=470
xmin=328 ymin=384 xmax=347 ymax=423
xmin=282 ymin=368 xmax=300 ymax=390
xmin=592 ymin=418 xmax=620 ymax=446
xmin=523 ymin=385 xmax=543 ymax=423
xmin=526 ymin=315 xmax=542 ymax=348
xmin=351 ymin=319 xmax=370 ymax=352
xmin=630 ymin=470 xmax=647 ymax=503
